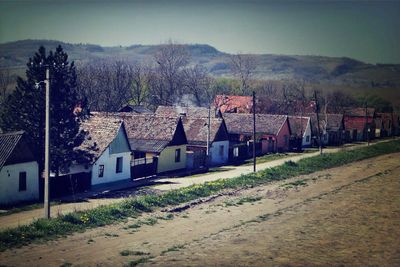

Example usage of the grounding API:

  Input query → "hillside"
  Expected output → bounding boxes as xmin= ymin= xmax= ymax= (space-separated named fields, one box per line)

xmin=1 ymin=39 xmax=400 ymax=88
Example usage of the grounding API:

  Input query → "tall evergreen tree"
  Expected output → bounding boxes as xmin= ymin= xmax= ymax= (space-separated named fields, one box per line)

xmin=0 ymin=45 xmax=92 ymax=176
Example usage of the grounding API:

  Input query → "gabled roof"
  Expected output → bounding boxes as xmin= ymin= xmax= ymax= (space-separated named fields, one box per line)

xmin=92 ymin=112 xmax=187 ymax=153
xmin=181 ymin=117 xmax=228 ymax=146
xmin=79 ymin=114 xmax=125 ymax=162
xmin=288 ymin=116 xmax=310 ymax=137
xmin=223 ymin=113 xmax=287 ymax=136
xmin=156 ymin=105 xmax=220 ymax=118
xmin=0 ymin=131 xmax=35 ymax=169
xmin=306 ymin=113 xmax=344 ymax=134
xmin=344 ymin=107 xmax=375 ymax=117
xmin=214 ymin=95 xmax=253 ymax=113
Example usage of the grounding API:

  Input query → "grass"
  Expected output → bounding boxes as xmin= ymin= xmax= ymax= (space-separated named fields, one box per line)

xmin=0 ymin=139 xmax=399 ymax=251
xmin=281 ymin=179 xmax=308 ymax=188
xmin=125 ymin=256 xmax=153 ymax=266
xmin=224 ymin=196 xmax=262 ymax=207
xmin=120 ymin=250 xmax=150 ymax=256
xmin=161 ymin=244 xmax=185 ymax=255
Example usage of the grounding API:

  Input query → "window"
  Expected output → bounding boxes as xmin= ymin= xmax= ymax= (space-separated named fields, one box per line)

xmin=175 ymin=149 xmax=181 ymax=162
xmin=219 ymin=145 xmax=224 ymax=157
xmin=233 ymin=147 xmax=239 ymax=157
xmin=116 ymin=157 xmax=123 ymax=173
xmin=284 ymin=135 xmax=288 ymax=145
xmin=306 ymin=135 xmax=310 ymax=142
xmin=98 ymin=165 xmax=104 ymax=177
xmin=19 ymin=172 xmax=27 ymax=192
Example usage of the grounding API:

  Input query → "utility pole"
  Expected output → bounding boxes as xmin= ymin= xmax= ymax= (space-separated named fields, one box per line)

xmin=253 ymin=91 xmax=256 ymax=172
xmin=314 ymin=91 xmax=323 ymax=155
xmin=44 ymin=67 xmax=50 ymax=219
xmin=206 ymin=105 xmax=211 ymax=167
xmin=365 ymin=102 xmax=370 ymax=146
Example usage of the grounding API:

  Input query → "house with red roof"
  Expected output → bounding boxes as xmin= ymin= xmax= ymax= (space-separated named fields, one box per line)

xmin=344 ymin=107 xmax=376 ymax=142
xmin=214 ymin=95 xmax=253 ymax=113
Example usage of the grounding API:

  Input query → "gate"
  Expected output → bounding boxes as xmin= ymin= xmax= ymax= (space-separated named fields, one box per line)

xmin=131 ymin=157 xmax=158 ymax=179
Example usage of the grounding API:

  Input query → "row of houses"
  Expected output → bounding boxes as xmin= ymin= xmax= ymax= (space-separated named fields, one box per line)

xmin=1 ymin=97 xmax=399 ymax=205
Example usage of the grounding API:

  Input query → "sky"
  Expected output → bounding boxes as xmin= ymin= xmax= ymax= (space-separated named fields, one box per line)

xmin=0 ymin=0 xmax=399 ymax=64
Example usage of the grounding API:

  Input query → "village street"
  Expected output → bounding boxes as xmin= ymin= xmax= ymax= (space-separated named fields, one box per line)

xmin=0 ymin=139 xmax=394 ymax=230
xmin=0 ymin=150 xmax=399 ymax=266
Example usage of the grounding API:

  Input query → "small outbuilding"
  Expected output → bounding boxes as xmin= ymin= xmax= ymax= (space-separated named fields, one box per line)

xmin=0 ymin=131 xmax=39 ymax=205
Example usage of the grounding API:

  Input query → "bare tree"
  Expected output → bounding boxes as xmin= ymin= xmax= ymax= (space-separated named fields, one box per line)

xmin=153 ymin=41 xmax=190 ymax=105
xmin=229 ymin=54 xmax=257 ymax=94
xmin=76 ymin=60 xmax=133 ymax=111
xmin=182 ymin=64 xmax=213 ymax=106
xmin=325 ymin=90 xmax=356 ymax=113
xmin=130 ymin=62 xmax=150 ymax=106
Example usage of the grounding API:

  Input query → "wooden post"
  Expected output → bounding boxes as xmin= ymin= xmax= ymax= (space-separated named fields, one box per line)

xmin=253 ymin=91 xmax=256 ymax=172
xmin=206 ymin=106 xmax=211 ymax=166
xmin=44 ymin=67 xmax=50 ymax=219
xmin=314 ymin=91 xmax=323 ymax=155
xmin=365 ymin=102 xmax=370 ymax=146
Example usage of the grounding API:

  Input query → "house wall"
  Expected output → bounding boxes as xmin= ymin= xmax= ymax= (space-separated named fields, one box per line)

xmin=209 ymin=140 xmax=229 ymax=165
xmin=0 ymin=161 xmax=39 ymax=205
xmin=276 ymin=120 xmax=291 ymax=152
xmin=302 ymin=120 xmax=312 ymax=147
xmin=157 ymin=145 xmax=187 ymax=173
xmin=344 ymin=116 xmax=375 ymax=141
xmin=91 ymin=147 xmax=131 ymax=186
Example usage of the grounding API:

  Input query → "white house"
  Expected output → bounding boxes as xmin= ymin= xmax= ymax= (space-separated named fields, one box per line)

xmin=182 ymin=117 xmax=230 ymax=167
xmin=57 ymin=114 xmax=132 ymax=190
xmin=155 ymin=106 xmax=229 ymax=167
xmin=288 ymin=116 xmax=312 ymax=148
xmin=0 ymin=131 xmax=39 ymax=205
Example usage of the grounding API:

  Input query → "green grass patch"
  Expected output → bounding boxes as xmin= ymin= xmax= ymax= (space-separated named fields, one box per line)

xmin=125 ymin=256 xmax=153 ymax=266
xmin=281 ymin=179 xmax=308 ymax=188
xmin=224 ymin=196 xmax=263 ymax=207
xmin=1 ymin=140 xmax=399 ymax=251
xmin=161 ymin=244 xmax=185 ymax=255
xmin=120 ymin=250 xmax=150 ymax=256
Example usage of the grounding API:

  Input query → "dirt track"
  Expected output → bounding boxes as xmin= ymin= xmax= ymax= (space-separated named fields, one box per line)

xmin=0 ymin=152 xmax=399 ymax=266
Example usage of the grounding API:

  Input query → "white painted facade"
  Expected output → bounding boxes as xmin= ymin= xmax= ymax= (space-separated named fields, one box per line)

xmin=91 ymin=147 xmax=131 ymax=186
xmin=209 ymin=140 xmax=229 ymax=165
xmin=302 ymin=119 xmax=312 ymax=148
xmin=0 ymin=161 xmax=39 ymax=205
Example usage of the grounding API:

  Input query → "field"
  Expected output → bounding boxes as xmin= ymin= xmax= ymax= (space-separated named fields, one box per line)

xmin=0 ymin=152 xmax=399 ymax=266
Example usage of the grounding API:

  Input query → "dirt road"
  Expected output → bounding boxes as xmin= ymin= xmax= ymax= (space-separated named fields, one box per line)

xmin=0 ymin=139 xmax=379 ymax=230
xmin=1 ymin=152 xmax=399 ymax=266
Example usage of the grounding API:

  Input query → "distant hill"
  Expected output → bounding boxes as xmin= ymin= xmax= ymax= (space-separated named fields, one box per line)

xmin=1 ymin=39 xmax=400 ymax=88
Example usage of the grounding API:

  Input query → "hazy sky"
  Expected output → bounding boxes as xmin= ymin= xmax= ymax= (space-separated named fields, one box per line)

xmin=0 ymin=0 xmax=399 ymax=63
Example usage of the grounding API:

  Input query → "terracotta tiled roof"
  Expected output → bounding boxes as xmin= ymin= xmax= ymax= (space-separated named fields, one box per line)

xmin=0 ymin=131 xmax=24 ymax=169
xmin=79 ymin=114 xmax=124 ymax=161
xmin=344 ymin=107 xmax=375 ymax=117
xmin=288 ymin=116 xmax=310 ymax=137
xmin=214 ymin=95 xmax=253 ymax=113
xmin=223 ymin=113 xmax=287 ymax=136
